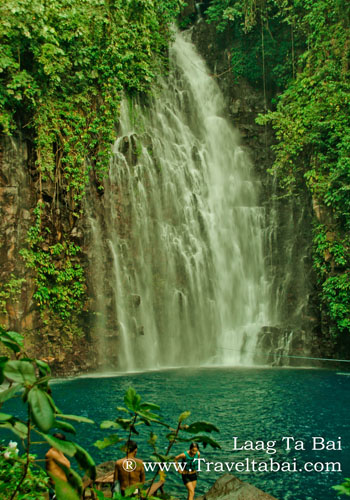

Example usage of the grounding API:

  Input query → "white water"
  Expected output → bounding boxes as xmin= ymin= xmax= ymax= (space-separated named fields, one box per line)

xmin=87 ymin=31 xmax=272 ymax=371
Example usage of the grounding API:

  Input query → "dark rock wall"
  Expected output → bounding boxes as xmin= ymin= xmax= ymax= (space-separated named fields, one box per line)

xmin=0 ymin=134 xmax=98 ymax=375
xmin=190 ymin=19 xmax=328 ymax=364
xmin=0 ymin=14 xmax=335 ymax=373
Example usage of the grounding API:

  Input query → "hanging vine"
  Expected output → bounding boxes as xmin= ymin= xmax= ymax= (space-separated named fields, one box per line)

xmin=0 ymin=0 xmax=183 ymax=323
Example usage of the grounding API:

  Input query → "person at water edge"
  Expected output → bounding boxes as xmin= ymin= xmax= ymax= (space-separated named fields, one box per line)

xmin=45 ymin=433 xmax=71 ymax=500
xmin=112 ymin=440 xmax=145 ymax=497
xmin=175 ymin=442 xmax=200 ymax=500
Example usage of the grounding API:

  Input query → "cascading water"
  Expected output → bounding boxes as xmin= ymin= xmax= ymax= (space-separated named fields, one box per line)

xmin=87 ymin=31 xmax=272 ymax=371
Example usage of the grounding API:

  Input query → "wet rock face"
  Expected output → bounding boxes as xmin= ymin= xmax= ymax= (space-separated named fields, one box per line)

xmin=191 ymin=19 xmax=326 ymax=358
xmin=0 ymin=135 xmax=35 ymax=332
xmin=196 ymin=474 xmax=279 ymax=500
xmin=0 ymin=134 xmax=97 ymax=376
xmin=191 ymin=21 xmax=273 ymax=174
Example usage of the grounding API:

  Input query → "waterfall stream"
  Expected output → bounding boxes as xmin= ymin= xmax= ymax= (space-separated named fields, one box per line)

xmin=87 ymin=31 xmax=272 ymax=371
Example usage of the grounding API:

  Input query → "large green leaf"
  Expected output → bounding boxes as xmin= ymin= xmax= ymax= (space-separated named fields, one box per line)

xmin=28 ymin=386 xmax=55 ymax=432
xmin=54 ymin=419 xmax=76 ymax=434
xmin=0 ymin=338 xmax=21 ymax=353
xmin=5 ymin=331 xmax=24 ymax=347
xmin=58 ymin=414 xmax=94 ymax=424
xmin=0 ymin=420 xmax=27 ymax=440
xmin=41 ymin=433 xmax=77 ymax=457
xmin=52 ymin=476 xmax=80 ymax=500
xmin=74 ymin=443 xmax=96 ymax=479
xmin=0 ymin=331 xmax=23 ymax=353
xmin=183 ymin=421 xmax=220 ymax=434
xmin=94 ymin=434 xmax=124 ymax=450
xmin=0 ymin=383 xmax=20 ymax=403
xmin=124 ymin=387 xmax=141 ymax=411
xmin=3 ymin=360 xmax=36 ymax=385
xmin=56 ymin=462 xmax=83 ymax=495
xmin=140 ymin=402 xmax=160 ymax=411
xmin=0 ymin=356 xmax=8 ymax=385
xmin=0 ymin=412 xmax=13 ymax=421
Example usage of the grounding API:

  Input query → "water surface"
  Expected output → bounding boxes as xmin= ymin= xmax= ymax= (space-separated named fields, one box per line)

xmin=6 ymin=368 xmax=350 ymax=499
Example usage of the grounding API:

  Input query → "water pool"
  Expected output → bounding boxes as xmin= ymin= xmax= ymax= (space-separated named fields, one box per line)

xmin=5 ymin=368 xmax=350 ymax=499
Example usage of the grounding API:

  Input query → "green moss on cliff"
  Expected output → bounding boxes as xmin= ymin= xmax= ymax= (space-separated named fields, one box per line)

xmin=0 ymin=0 xmax=183 ymax=322
xmin=204 ymin=0 xmax=350 ymax=341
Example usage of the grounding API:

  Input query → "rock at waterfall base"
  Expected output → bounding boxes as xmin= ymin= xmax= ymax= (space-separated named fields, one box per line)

xmin=196 ymin=474 xmax=278 ymax=500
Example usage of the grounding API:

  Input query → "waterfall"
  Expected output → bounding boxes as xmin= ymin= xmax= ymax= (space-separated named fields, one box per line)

xmin=87 ymin=31 xmax=272 ymax=371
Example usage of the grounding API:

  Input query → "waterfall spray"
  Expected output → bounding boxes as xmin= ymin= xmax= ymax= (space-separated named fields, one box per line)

xmin=87 ymin=31 xmax=271 ymax=371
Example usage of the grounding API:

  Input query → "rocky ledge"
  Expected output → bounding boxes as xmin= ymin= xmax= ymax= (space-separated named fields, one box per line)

xmin=196 ymin=474 xmax=278 ymax=500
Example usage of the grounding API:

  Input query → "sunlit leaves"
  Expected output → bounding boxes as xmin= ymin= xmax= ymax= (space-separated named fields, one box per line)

xmin=178 ymin=411 xmax=191 ymax=423
xmin=124 ymin=387 xmax=141 ymax=411
xmin=94 ymin=434 xmax=124 ymax=449
xmin=1 ymin=0 xmax=182 ymax=322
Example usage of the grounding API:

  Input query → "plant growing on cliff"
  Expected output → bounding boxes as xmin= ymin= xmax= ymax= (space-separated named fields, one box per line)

xmin=203 ymin=0 xmax=350 ymax=340
xmin=255 ymin=0 xmax=350 ymax=339
xmin=0 ymin=275 xmax=25 ymax=316
xmin=205 ymin=0 xmax=302 ymax=92
xmin=0 ymin=0 xmax=183 ymax=325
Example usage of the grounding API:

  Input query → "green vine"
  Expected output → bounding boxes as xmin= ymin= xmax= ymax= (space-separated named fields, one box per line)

xmin=255 ymin=0 xmax=350 ymax=338
xmin=0 ymin=0 xmax=183 ymax=324
xmin=205 ymin=0 xmax=350 ymax=339
xmin=19 ymin=202 xmax=85 ymax=320
xmin=0 ymin=275 xmax=25 ymax=315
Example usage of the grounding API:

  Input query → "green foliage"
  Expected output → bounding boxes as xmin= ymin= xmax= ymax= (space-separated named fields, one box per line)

xmin=0 ymin=328 xmax=96 ymax=499
xmin=96 ymin=386 xmax=220 ymax=496
xmin=333 ymin=478 xmax=350 ymax=497
xmin=254 ymin=0 xmax=350 ymax=338
xmin=0 ymin=330 xmax=219 ymax=499
xmin=20 ymin=202 xmax=86 ymax=319
xmin=0 ymin=275 xmax=25 ymax=316
xmin=205 ymin=0 xmax=301 ymax=90
xmin=0 ymin=441 xmax=49 ymax=500
xmin=205 ymin=0 xmax=350 ymax=338
xmin=0 ymin=0 xmax=183 ymax=324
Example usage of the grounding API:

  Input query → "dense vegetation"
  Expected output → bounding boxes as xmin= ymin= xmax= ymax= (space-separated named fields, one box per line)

xmin=0 ymin=0 xmax=349 ymax=347
xmin=0 ymin=329 xmax=220 ymax=499
xmin=0 ymin=0 xmax=183 ymax=327
xmin=205 ymin=0 xmax=350 ymax=343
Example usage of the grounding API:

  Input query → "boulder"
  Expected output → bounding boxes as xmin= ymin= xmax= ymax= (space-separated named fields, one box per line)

xmin=196 ymin=474 xmax=278 ymax=500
